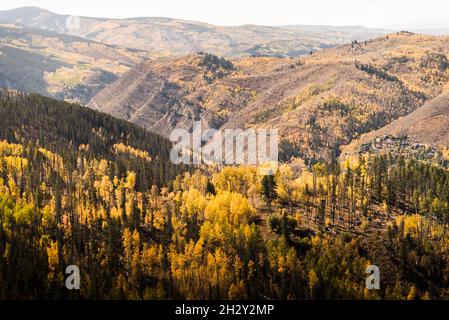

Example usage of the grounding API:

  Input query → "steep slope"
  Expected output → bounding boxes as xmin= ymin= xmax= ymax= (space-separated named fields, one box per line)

xmin=0 ymin=89 xmax=188 ymax=187
xmin=89 ymin=53 xmax=238 ymax=137
xmin=0 ymin=7 xmax=388 ymax=58
xmin=0 ymin=23 xmax=147 ymax=103
xmin=90 ymin=33 xmax=449 ymax=162
xmin=344 ymin=91 xmax=449 ymax=151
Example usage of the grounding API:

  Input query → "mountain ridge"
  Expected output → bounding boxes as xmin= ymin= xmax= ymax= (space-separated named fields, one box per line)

xmin=0 ymin=6 xmax=389 ymax=58
xmin=89 ymin=32 xmax=449 ymax=162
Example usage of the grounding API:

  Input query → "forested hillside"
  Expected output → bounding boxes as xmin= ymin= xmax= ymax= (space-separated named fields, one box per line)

xmin=0 ymin=89 xmax=187 ymax=187
xmin=90 ymin=33 xmax=449 ymax=163
xmin=0 ymin=24 xmax=146 ymax=103
xmin=1 ymin=90 xmax=449 ymax=299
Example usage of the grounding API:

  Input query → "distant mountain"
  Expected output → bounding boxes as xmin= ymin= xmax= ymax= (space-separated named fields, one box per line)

xmin=409 ymin=29 xmax=449 ymax=36
xmin=384 ymin=19 xmax=449 ymax=35
xmin=0 ymin=6 xmax=388 ymax=58
xmin=89 ymin=33 xmax=449 ymax=162
xmin=0 ymin=23 xmax=146 ymax=103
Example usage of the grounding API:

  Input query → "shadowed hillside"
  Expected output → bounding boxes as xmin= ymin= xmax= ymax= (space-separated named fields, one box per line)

xmin=0 ymin=89 xmax=188 ymax=187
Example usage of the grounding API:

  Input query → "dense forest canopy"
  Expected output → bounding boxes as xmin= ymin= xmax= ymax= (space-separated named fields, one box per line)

xmin=0 ymin=90 xmax=449 ymax=300
xmin=0 ymin=89 xmax=188 ymax=188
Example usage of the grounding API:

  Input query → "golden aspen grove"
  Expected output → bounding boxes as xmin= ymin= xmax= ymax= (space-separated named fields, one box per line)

xmin=1 ymin=89 xmax=449 ymax=300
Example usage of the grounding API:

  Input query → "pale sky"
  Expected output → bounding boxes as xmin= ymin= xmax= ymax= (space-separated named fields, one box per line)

xmin=0 ymin=0 xmax=449 ymax=28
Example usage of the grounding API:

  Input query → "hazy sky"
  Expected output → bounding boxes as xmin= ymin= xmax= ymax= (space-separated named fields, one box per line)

xmin=0 ymin=0 xmax=448 ymax=28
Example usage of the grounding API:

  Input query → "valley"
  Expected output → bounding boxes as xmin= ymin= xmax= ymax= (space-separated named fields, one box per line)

xmin=1 ymin=4 xmax=449 ymax=302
